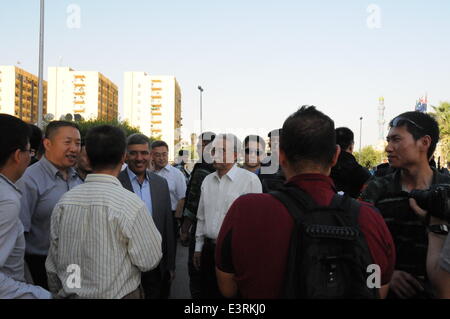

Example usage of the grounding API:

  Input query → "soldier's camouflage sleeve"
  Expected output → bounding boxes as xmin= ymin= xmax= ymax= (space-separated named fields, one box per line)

xmin=183 ymin=167 xmax=212 ymax=221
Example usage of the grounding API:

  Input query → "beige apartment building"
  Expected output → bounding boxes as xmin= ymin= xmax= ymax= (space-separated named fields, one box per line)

xmin=0 ymin=65 xmax=47 ymax=124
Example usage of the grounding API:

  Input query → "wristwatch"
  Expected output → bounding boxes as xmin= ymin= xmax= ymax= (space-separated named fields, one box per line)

xmin=428 ymin=224 xmax=449 ymax=235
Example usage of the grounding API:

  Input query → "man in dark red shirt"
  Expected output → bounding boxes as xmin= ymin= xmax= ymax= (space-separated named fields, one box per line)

xmin=215 ymin=105 xmax=396 ymax=299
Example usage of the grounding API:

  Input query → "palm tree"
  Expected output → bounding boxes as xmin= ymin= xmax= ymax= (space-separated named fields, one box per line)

xmin=431 ymin=102 xmax=450 ymax=165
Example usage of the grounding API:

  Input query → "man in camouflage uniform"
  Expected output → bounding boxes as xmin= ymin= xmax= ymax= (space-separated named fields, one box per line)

xmin=360 ymin=111 xmax=450 ymax=299
xmin=179 ymin=132 xmax=216 ymax=299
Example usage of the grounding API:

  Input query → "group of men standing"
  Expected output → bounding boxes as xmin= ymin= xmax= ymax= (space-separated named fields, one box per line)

xmin=1 ymin=104 xmax=450 ymax=299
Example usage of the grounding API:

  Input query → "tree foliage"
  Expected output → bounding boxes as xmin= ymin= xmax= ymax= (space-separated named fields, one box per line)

xmin=43 ymin=118 xmax=150 ymax=142
xmin=354 ymin=146 xmax=385 ymax=169
xmin=431 ymin=101 xmax=450 ymax=164
xmin=76 ymin=119 xmax=143 ymax=139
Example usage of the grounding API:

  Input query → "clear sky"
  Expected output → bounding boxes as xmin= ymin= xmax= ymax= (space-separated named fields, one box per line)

xmin=1 ymin=0 xmax=449 ymax=148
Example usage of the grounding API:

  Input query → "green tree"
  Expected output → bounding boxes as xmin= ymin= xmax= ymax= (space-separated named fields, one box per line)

xmin=76 ymin=119 xmax=146 ymax=140
xmin=43 ymin=118 xmax=150 ymax=141
xmin=431 ymin=101 xmax=450 ymax=164
xmin=354 ymin=146 xmax=384 ymax=169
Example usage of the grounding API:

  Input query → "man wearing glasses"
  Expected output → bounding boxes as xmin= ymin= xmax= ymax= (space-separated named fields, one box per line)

xmin=360 ymin=111 xmax=450 ymax=299
xmin=242 ymin=135 xmax=266 ymax=175
xmin=0 ymin=114 xmax=51 ymax=299
xmin=152 ymin=141 xmax=187 ymax=238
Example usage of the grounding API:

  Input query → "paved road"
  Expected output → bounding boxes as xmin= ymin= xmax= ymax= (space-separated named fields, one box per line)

xmin=170 ymin=240 xmax=191 ymax=299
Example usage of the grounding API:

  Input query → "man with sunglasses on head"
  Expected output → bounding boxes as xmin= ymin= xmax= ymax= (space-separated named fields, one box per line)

xmin=360 ymin=111 xmax=450 ymax=299
xmin=242 ymin=135 xmax=266 ymax=175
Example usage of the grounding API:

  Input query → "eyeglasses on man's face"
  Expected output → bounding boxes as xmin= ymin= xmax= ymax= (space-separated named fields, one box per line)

xmin=153 ymin=152 xmax=168 ymax=158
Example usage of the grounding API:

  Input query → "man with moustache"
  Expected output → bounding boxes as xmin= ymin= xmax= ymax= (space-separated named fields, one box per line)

xmin=118 ymin=134 xmax=175 ymax=299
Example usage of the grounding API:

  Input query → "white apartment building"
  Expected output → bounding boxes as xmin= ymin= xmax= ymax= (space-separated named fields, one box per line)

xmin=123 ymin=72 xmax=182 ymax=162
xmin=47 ymin=67 xmax=118 ymax=121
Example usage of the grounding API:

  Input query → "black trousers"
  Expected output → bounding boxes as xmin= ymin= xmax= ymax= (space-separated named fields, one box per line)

xmin=188 ymin=222 xmax=201 ymax=299
xmin=25 ymin=254 xmax=48 ymax=290
xmin=141 ymin=265 xmax=172 ymax=299
xmin=199 ymin=239 xmax=224 ymax=299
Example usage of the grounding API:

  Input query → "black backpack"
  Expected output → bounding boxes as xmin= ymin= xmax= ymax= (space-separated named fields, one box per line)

xmin=271 ymin=184 xmax=379 ymax=299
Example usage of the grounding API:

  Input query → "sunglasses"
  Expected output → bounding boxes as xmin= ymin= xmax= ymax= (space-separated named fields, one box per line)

xmin=245 ymin=148 xmax=262 ymax=156
xmin=391 ymin=116 xmax=424 ymax=131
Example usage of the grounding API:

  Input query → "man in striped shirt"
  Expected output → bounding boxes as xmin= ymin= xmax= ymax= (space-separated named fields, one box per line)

xmin=45 ymin=125 xmax=162 ymax=299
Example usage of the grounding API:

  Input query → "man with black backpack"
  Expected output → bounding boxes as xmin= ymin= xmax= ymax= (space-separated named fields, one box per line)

xmin=215 ymin=106 xmax=396 ymax=299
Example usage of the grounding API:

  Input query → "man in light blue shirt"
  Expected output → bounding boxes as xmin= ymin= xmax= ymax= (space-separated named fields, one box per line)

xmin=126 ymin=167 xmax=153 ymax=215
xmin=17 ymin=121 xmax=82 ymax=289
xmin=0 ymin=114 xmax=51 ymax=299
xmin=118 ymin=134 xmax=175 ymax=299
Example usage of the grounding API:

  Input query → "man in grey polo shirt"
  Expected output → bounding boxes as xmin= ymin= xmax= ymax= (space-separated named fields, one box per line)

xmin=17 ymin=121 xmax=82 ymax=289
xmin=0 ymin=114 xmax=51 ymax=298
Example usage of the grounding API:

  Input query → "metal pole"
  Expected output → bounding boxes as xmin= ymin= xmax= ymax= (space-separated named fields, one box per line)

xmin=37 ymin=0 xmax=45 ymax=128
xmin=359 ymin=117 xmax=363 ymax=159
xmin=198 ymin=86 xmax=203 ymax=134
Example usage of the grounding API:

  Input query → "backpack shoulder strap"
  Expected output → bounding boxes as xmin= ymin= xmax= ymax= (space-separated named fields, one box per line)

xmin=270 ymin=184 xmax=317 ymax=224
xmin=328 ymin=194 xmax=362 ymax=227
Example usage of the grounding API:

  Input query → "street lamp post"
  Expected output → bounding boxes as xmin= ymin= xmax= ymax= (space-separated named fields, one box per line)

xmin=359 ymin=116 xmax=363 ymax=161
xmin=37 ymin=0 xmax=45 ymax=129
xmin=198 ymin=86 xmax=204 ymax=134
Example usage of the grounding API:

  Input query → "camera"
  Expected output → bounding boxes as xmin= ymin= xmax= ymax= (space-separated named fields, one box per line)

xmin=409 ymin=184 xmax=450 ymax=223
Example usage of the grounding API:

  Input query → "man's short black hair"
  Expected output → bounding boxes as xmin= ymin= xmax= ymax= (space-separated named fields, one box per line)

xmin=151 ymin=140 xmax=169 ymax=150
xmin=335 ymin=127 xmax=354 ymax=151
xmin=0 ymin=114 xmax=31 ymax=168
xmin=200 ymin=132 xmax=216 ymax=144
xmin=280 ymin=105 xmax=336 ymax=168
xmin=85 ymin=125 xmax=126 ymax=170
xmin=127 ymin=133 xmax=150 ymax=147
xmin=389 ymin=111 xmax=439 ymax=159
xmin=45 ymin=121 xmax=80 ymax=139
xmin=28 ymin=124 xmax=43 ymax=151
xmin=244 ymin=135 xmax=266 ymax=150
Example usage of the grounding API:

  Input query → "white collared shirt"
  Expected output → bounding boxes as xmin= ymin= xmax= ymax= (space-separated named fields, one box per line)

xmin=195 ymin=165 xmax=262 ymax=252
xmin=155 ymin=164 xmax=187 ymax=211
